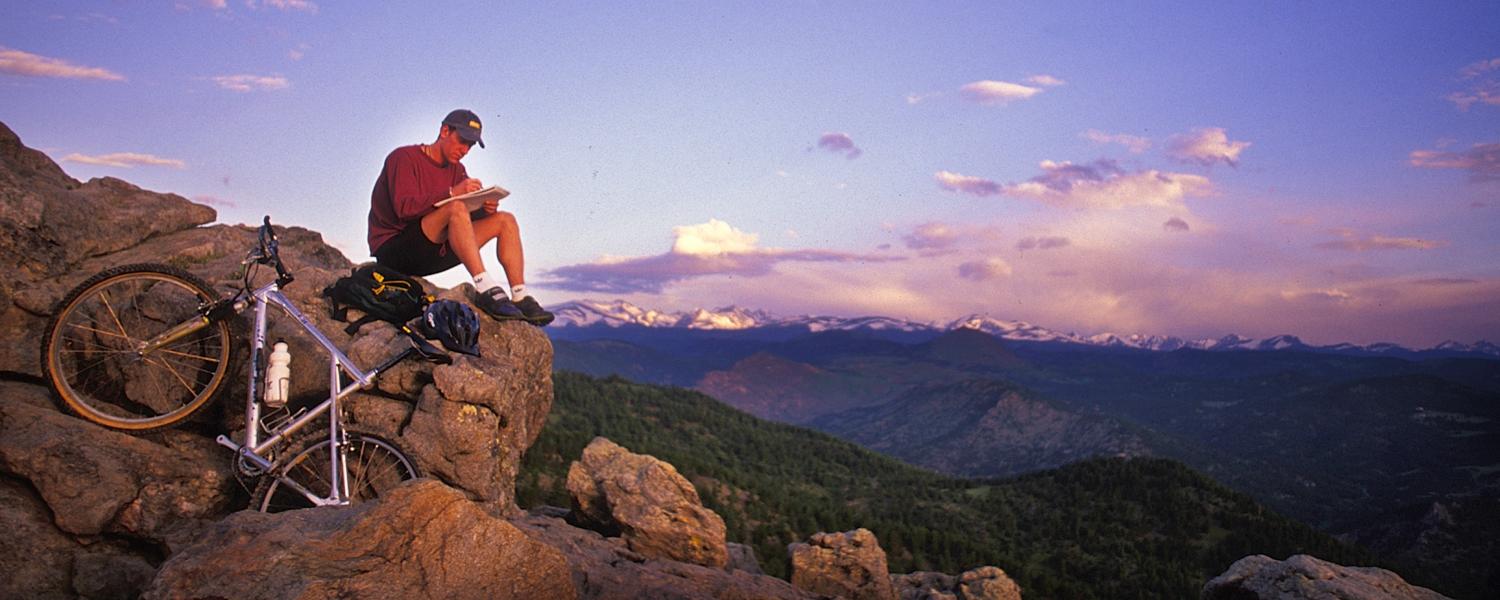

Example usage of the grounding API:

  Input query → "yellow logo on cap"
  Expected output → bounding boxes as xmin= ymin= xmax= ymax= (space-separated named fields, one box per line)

xmin=469 ymin=120 xmax=481 ymax=130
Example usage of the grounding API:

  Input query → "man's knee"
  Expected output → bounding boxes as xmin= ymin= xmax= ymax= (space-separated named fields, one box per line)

xmin=480 ymin=210 xmax=518 ymax=233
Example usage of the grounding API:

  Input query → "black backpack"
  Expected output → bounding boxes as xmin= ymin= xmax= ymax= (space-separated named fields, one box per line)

xmin=323 ymin=264 xmax=432 ymax=334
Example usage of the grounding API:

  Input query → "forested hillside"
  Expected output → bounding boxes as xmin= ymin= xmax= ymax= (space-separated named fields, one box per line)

xmin=517 ymin=372 xmax=1423 ymax=599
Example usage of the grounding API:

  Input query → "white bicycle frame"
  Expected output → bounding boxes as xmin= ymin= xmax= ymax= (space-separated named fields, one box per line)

xmin=212 ymin=277 xmax=401 ymax=506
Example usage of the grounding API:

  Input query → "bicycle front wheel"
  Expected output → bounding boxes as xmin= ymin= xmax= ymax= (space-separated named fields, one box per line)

xmin=41 ymin=264 xmax=234 ymax=431
xmin=252 ymin=430 xmax=420 ymax=513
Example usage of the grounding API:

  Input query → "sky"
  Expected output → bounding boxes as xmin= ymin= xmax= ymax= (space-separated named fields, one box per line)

xmin=3 ymin=1 xmax=1499 ymax=346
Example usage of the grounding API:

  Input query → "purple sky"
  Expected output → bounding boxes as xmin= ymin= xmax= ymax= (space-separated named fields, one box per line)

xmin=3 ymin=2 xmax=1498 ymax=345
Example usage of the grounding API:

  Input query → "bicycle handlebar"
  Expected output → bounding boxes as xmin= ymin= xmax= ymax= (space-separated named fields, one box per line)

xmin=254 ymin=216 xmax=294 ymax=287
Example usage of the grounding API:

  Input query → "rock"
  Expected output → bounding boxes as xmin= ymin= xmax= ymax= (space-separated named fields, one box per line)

xmin=0 ymin=476 xmax=158 ymax=600
xmin=1202 ymin=554 xmax=1451 ymax=600
xmin=1 ymin=122 xmax=215 ymax=375
xmin=72 ymin=550 xmax=158 ymax=600
xmin=958 ymin=566 xmax=1021 ymax=600
xmin=0 ymin=397 xmax=235 ymax=540
xmin=789 ymin=528 xmax=897 ymax=600
xmin=727 ymin=542 xmax=765 ymax=575
xmin=892 ymin=567 xmax=1020 ymax=600
xmin=0 ymin=476 xmax=84 ymax=600
xmin=892 ymin=572 xmax=957 ymax=600
xmin=566 ymin=436 xmax=729 ymax=567
xmin=514 ymin=513 xmax=816 ymax=600
xmin=142 ymin=479 xmax=577 ymax=600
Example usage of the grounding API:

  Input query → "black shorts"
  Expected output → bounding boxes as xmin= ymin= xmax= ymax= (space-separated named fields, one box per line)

xmin=373 ymin=225 xmax=461 ymax=277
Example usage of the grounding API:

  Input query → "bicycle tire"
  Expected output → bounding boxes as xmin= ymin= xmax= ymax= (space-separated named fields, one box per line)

xmin=250 ymin=428 xmax=420 ymax=513
xmin=41 ymin=263 xmax=235 ymax=431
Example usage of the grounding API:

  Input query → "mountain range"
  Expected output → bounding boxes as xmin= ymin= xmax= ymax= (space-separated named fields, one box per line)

xmin=551 ymin=299 xmax=1500 ymax=358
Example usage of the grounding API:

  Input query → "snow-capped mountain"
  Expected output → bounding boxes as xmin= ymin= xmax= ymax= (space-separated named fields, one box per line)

xmin=548 ymin=299 xmax=1499 ymax=357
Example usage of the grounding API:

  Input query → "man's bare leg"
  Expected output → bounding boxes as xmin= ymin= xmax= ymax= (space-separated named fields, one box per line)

xmin=470 ymin=211 xmax=524 ymax=287
xmin=420 ymin=201 xmax=486 ymax=278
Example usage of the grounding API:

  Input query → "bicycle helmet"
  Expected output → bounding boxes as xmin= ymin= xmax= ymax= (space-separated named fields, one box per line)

xmin=415 ymin=300 xmax=481 ymax=357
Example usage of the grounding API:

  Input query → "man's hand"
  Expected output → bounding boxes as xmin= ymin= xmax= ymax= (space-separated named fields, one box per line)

xmin=450 ymin=178 xmax=483 ymax=197
xmin=481 ymin=198 xmax=500 ymax=214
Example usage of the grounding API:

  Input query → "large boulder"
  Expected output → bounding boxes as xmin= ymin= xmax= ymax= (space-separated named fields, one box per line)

xmin=789 ymin=528 xmax=897 ymax=600
xmin=1202 ymin=554 xmax=1451 ymax=600
xmin=566 ymin=436 xmax=729 ymax=568
xmin=0 ymin=476 xmax=155 ymax=600
xmin=0 ymin=122 xmax=215 ymax=376
xmin=515 ymin=511 xmax=815 ymax=600
xmin=0 ymin=397 xmax=235 ymax=541
xmin=143 ymin=479 xmax=576 ymax=600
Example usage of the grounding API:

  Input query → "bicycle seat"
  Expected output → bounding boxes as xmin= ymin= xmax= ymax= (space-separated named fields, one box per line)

xmin=401 ymin=328 xmax=453 ymax=365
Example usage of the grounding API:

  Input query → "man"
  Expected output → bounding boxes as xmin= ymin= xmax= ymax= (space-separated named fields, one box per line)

xmin=367 ymin=109 xmax=552 ymax=326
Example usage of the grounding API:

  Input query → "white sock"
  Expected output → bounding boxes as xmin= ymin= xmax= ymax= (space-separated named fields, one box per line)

xmin=473 ymin=272 xmax=504 ymax=296
xmin=510 ymin=284 xmax=528 ymax=301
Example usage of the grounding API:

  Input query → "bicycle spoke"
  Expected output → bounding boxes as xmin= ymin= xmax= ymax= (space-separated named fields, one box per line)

xmin=156 ymin=351 xmax=222 ymax=378
xmin=142 ymin=355 xmax=198 ymax=396
xmin=96 ymin=291 xmax=134 ymax=343
xmin=64 ymin=322 xmax=137 ymax=342
xmin=156 ymin=346 xmax=223 ymax=363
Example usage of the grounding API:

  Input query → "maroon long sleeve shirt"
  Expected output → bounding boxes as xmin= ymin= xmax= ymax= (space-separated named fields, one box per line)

xmin=367 ymin=145 xmax=468 ymax=254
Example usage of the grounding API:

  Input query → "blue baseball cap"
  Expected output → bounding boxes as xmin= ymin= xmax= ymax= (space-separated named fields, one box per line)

xmin=441 ymin=109 xmax=485 ymax=148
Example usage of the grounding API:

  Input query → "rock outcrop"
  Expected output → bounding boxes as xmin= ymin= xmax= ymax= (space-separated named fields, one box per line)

xmin=516 ymin=510 xmax=815 ymax=600
xmin=566 ymin=436 xmax=730 ymax=568
xmin=0 ymin=121 xmax=558 ymax=598
xmin=1201 ymin=554 xmax=1451 ymax=600
xmin=0 ymin=397 xmax=235 ymax=542
xmin=789 ymin=528 xmax=898 ymax=600
xmin=144 ymin=479 xmax=576 ymax=600
xmin=892 ymin=567 xmax=1022 ymax=600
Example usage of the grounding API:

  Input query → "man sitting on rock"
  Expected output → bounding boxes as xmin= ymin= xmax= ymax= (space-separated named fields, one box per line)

xmin=367 ymin=109 xmax=552 ymax=325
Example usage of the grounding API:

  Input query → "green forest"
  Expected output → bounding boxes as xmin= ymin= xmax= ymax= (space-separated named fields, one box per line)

xmin=517 ymin=372 xmax=1398 ymax=599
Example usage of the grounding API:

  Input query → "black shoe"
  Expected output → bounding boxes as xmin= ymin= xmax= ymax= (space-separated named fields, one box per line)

xmin=473 ymin=287 xmax=526 ymax=321
xmin=514 ymin=295 xmax=554 ymax=326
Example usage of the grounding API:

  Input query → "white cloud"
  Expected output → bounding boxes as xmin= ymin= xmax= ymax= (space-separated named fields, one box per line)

xmin=935 ymin=170 xmax=1002 ymax=196
xmin=63 ymin=152 xmax=186 ymax=169
xmin=1315 ymin=228 xmax=1447 ymax=252
xmin=212 ymin=74 xmax=290 ymax=92
xmin=672 ymin=219 xmax=759 ymax=256
xmin=903 ymin=222 xmax=959 ymax=250
xmin=261 ymin=0 xmax=319 ymax=12
xmin=1166 ymin=127 xmax=1251 ymax=167
xmin=0 ymin=47 xmax=125 ymax=81
xmin=1409 ymin=143 xmax=1500 ymax=182
xmin=958 ymin=258 xmax=1013 ymax=281
xmin=959 ymin=80 xmax=1042 ymax=105
xmin=1082 ymin=129 xmax=1151 ymax=153
xmin=193 ymin=195 xmax=237 ymax=208
xmin=545 ymin=219 xmax=901 ymax=294
xmin=1449 ymin=57 xmax=1500 ymax=111
xmin=288 ymin=43 xmax=311 ymax=61
xmin=1026 ymin=74 xmax=1066 ymax=87
xmin=1016 ymin=236 xmax=1071 ymax=250
xmin=906 ymin=91 xmax=943 ymax=105
xmin=1003 ymin=159 xmax=1213 ymax=209
xmin=816 ymin=132 xmax=862 ymax=159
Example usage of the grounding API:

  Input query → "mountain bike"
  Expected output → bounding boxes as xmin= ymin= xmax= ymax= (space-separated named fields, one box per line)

xmin=40 ymin=217 xmax=450 ymax=512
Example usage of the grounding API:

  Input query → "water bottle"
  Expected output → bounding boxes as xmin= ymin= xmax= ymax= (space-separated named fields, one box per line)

xmin=264 ymin=341 xmax=291 ymax=408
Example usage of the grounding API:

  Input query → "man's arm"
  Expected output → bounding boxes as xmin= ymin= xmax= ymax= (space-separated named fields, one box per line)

xmin=385 ymin=152 xmax=449 ymax=222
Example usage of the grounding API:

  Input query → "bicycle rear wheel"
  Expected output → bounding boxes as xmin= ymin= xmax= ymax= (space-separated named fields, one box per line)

xmin=41 ymin=264 xmax=234 ymax=431
xmin=251 ymin=429 xmax=420 ymax=513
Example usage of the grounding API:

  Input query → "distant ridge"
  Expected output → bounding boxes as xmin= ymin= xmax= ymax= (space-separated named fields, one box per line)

xmin=550 ymin=299 xmax=1500 ymax=358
